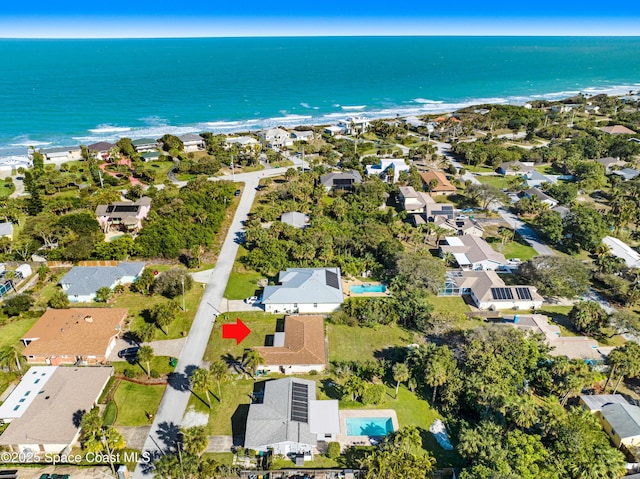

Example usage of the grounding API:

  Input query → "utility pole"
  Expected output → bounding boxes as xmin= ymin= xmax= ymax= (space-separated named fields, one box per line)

xmin=230 ymin=155 xmax=235 ymax=182
xmin=181 ymin=276 xmax=186 ymax=312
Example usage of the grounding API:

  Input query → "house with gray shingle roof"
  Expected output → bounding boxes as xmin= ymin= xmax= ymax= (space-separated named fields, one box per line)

xmin=244 ymin=378 xmax=340 ymax=457
xmin=319 ymin=170 xmax=362 ymax=192
xmin=179 ymin=133 xmax=205 ymax=152
xmin=599 ymin=402 xmax=640 ymax=449
xmin=60 ymin=261 xmax=146 ymax=302
xmin=262 ymin=268 xmax=343 ymax=314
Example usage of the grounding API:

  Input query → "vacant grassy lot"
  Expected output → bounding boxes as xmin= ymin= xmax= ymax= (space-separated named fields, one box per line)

xmin=113 ymin=381 xmax=165 ymax=426
xmin=112 ymin=355 xmax=177 ymax=377
xmin=0 ymin=181 xmax=15 ymax=197
xmin=476 ymin=174 xmax=508 ymax=189
xmin=204 ymin=311 xmax=282 ymax=363
xmin=489 ymin=237 xmax=538 ymax=261
xmin=223 ymin=246 xmax=265 ymax=300
xmin=0 ymin=316 xmax=38 ymax=349
xmin=327 ymin=323 xmax=418 ymax=363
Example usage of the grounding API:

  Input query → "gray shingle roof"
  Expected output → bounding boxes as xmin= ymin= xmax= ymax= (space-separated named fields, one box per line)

xmin=244 ymin=378 xmax=318 ymax=449
xmin=60 ymin=262 xmax=145 ymax=296
xmin=601 ymin=402 xmax=640 ymax=440
xmin=0 ymin=222 xmax=13 ymax=236
xmin=580 ymin=394 xmax=629 ymax=412
xmin=262 ymin=268 xmax=343 ymax=305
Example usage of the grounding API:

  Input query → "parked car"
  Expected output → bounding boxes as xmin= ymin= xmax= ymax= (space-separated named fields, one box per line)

xmin=455 ymin=215 xmax=468 ymax=220
xmin=244 ymin=296 xmax=259 ymax=304
xmin=507 ymin=258 xmax=522 ymax=265
xmin=118 ymin=346 xmax=140 ymax=359
xmin=234 ymin=189 xmax=241 ymax=196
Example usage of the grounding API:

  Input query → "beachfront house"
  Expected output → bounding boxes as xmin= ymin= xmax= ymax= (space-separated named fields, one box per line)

xmin=21 ymin=308 xmax=127 ymax=365
xmin=440 ymin=270 xmax=543 ymax=311
xmin=260 ymin=128 xmax=293 ymax=149
xmin=366 ymin=158 xmax=410 ymax=183
xmin=262 ymin=267 xmax=344 ymax=314
xmin=0 ymin=153 xmax=31 ymax=178
xmin=86 ymin=141 xmax=115 ymax=161
xmin=179 ymin=133 xmax=206 ymax=152
xmin=0 ymin=366 xmax=113 ymax=454
xmin=319 ymin=170 xmax=362 ymax=192
xmin=225 ymin=136 xmax=259 ymax=149
xmin=59 ymin=261 xmax=146 ymax=302
xmin=95 ymin=196 xmax=151 ymax=233
xmin=323 ymin=125 xmax=345 ymax=137
xmin=439 ymin=236 xmax=507 ymax=271
xmin=254 ymin=315 xmax=327 ymax=374
xmin=244 ymin=378 xmax=341 ymax=458
xmin=37 ymin=146 xmax=82 ymax=164
xmin=419 ymin=170 xmax=457 ymax=196
xmin=131 ymin=138 xmax=159 ymax=153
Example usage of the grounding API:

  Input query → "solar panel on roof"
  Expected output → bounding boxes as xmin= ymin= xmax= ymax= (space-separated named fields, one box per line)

xmin=113 ymin=205 xmax=139 ymax=213
xmin=491 ymin=287 xmax=514 ymax=300
xmin=291 ymin=382 xmax=309 ymax=423
xmin=516 ymin=287 xmax=532 ymax=300
xmin=325 ymin=270 xmax=340 ymax=289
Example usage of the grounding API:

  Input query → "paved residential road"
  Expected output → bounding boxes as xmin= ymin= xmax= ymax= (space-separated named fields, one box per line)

xmin=132 ymin=168 xmax=277 ymax=478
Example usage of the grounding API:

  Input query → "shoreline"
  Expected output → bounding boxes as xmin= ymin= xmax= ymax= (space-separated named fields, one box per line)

xmin=1 ymin=83 xmax=639 ymax=159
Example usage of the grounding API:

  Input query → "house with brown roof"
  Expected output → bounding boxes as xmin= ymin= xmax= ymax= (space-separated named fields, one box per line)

xmin=0 ymin=366 xmax=113 ymax=454
xmin=95 ymin=196 xmax=151 ymax=233
xmin=419 ymin=170 xmax=456 ymax=196
xmin=255 ymin=315 xmax=327 ymax=374
xmin=21 ymin=308 xmax=127 ymax=365
xmin=600 ymin=125 xmax=637 ymax=135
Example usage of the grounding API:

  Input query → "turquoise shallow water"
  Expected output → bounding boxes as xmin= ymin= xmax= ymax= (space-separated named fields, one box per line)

xmin=1 ymin=36 xmax=640 ymax=153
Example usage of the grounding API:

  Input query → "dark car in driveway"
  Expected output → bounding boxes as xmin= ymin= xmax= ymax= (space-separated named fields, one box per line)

xmin=234 ymin=189 xmax=241 ymax=196
xmin=118 ymin=346 xmax=140 ymax=359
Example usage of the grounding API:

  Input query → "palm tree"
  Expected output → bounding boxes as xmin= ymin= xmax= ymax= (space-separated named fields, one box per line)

xmin=242 ymin=349 xmax=264 ymax=379
xmin=191 ymin=367 xmax=214 ymax=408
xmin=137 ymin=345 xmax=154 ymax=378
xmin=0 ymin=345 xmax=22 ymax=372
xmin=209 ymin=360 xmax=228 ymax=402
xmin=180 ymin=426 xmax=208 ymax=456
xmin=392 ymin=362 xmax=410 ymax=399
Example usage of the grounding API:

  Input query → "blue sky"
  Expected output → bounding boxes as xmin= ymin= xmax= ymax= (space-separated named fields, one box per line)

xmin=1 ymin=1 xmax=639 ymax=37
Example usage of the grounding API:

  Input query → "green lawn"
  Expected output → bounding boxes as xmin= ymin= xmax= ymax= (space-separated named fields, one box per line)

xmin=113 ymin=381 xmax=165 ymax=426
xmin=476 ymin=175 xmax=508 ymax=189
xmin=462 ymin=164 xmax=495 ymax=173
xmin=327 ymin=323 xmax=418 ymax=363
xmin=0 ymin=181 xmax=15 ymax=197
xmin=0 ymin=316 xmax=39 ymax=349
xmin=112 ymin=355 xmax=177 ymax=377
xmin=186 ymin=377 xmax=254 ymax=435
xmin=489 ymin=238 xmax=538 ymax=261
xmin=204 ymin=312 xmax=282 ymax=363
xmin=223 ymin=246 xmax=266 ymax=300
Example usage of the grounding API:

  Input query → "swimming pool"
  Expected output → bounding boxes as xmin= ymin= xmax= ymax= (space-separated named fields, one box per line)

xmin=345 ymin=417 xmax=394 ymax=436
xmin=350 ymin=284 xmax=387 ymax=294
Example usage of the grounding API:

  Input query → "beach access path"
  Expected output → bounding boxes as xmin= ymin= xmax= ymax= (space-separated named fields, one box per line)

xmin=132 ymin=164 xmax=302 ymax=478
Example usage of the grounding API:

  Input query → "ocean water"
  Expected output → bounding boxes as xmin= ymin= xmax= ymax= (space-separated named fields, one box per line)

xmin=1 ymin=36 xmax=640 ymax=154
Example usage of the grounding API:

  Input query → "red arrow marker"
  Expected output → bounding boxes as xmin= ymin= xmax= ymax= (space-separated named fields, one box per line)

xmin=222 ymin=318 xmax=251 ymax=345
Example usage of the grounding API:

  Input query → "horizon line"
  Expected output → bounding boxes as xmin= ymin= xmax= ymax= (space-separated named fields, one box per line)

xmin=3 ymin=33 xmax=640 ymax=40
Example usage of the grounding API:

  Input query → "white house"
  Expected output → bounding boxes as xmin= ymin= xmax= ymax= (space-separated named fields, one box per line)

xmin=366 ymin=159 xmax=410 ymax=183
xmin=439 ymin=236 xmax=507 ymax=271
xmin=262 ymin=268 xmax=344 ymax=314
xmin=323 ymin=125 xmax=345 ymax=137
xmin=260 ymin=128 xmax=293 ymax=148
xmin=291 ymin=130 xmax=315 ymax=142
xmin=131 ymin=138 xmax=159 ymax=153
xmin=255 ymin=315 xmax=326 ymax=374
xmin=602 ymin=236 xmax=640 ymax=268
xmin=0 ymin=154 xmax=32 ymax=178
xmin=244 ymin=378 xmax=340 ymax=458
xmin=179 ymin=133 xmax=205 ymax=153
xmin=37 ymin=146 xmax=82 ymax=164
xmin=0 ymin=366 xmax=57 ymax=424
xmin=338 ymin=117 xmax=370 ymax=135
xmin=440 ymin=270 xmax=543 ymax=311
xmin=225 ymin=136 xmax=259 ymax=148
xmin=59 ymin=262 xmax=146 ymax=302
xmin=0 ymin=222 xmax=13 ymax=240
